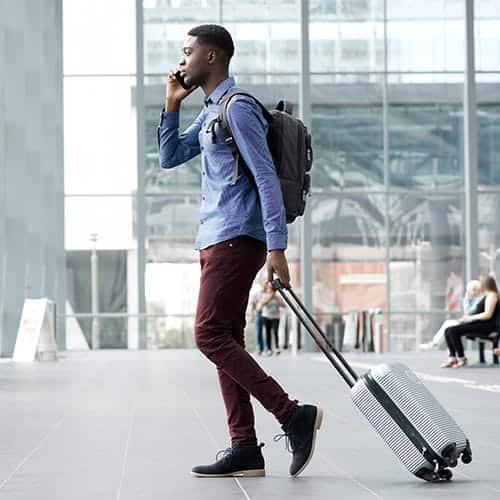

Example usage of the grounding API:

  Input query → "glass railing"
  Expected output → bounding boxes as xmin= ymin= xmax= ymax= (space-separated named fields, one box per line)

xmin=61 ymin=309 xmax=466 ymax=352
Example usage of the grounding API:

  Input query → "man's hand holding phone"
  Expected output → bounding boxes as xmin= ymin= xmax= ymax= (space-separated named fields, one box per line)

xmin=165 ymin=70 xmax=197 ymax=112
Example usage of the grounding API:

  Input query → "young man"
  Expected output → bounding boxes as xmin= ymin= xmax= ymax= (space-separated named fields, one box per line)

xmin=157 ymin=24 xmax=322 ymax=478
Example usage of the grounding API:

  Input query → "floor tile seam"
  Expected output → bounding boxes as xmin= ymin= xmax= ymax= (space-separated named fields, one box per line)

xmin=181 ymin=360 xmax=378 ymax=494
xmin=115 ymin=400 xmax=138 ymax=500
xmin=0 ymin=415 xmax=65 ymax=491
xmin=279 ymin=378 xmax=385 ymax=498
xmin=317 ymin=450 xmax=384 ymax=499
xmin=455 ymin=469 xmax=500 ymax=495
xmin=179 ymin=386 xmax=252 ymax=500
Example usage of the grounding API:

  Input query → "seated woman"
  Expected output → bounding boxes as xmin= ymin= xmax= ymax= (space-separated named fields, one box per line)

xmin=419 ymin=279 xmax=481 ymax=350
xmin=441 ymin=275 xmax=500 ymax=368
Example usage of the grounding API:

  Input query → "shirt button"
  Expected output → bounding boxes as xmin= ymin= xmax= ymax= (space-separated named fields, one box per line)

xmin=202 ymin=196 xmax=206 ymax=200
xmin=201 ymin=146 xmax=204 ymax=151
xmin=202 ymin=171 xmax=205 ymax=175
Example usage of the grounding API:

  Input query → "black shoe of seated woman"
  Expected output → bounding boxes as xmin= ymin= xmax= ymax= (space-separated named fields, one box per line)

xmin=191 ymin=443 xmax=265 ymax=477
xmin=275 ymin=404 xmax=323 ymax=477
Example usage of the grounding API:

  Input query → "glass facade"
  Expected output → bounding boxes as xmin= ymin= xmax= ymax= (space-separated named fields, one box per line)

xmin=63 ymin=0 xmax=500 ymax=351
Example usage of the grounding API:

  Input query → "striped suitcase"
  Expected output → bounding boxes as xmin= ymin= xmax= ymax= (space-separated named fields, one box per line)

xmin=272 ymin=280 xmax=472 ymax=482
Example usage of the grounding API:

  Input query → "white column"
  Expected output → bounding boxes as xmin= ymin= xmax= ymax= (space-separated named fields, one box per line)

xmin=136 ymin=0 xmax=147 ymax=348
xmin=464 ymin=0 xmax=479 ymax=282
xmin=299 ymin=0 xmax=314 ymax=352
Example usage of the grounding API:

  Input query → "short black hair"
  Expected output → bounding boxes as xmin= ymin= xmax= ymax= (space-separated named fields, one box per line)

xmin=188 ymin=24 xmax=234 ymax=61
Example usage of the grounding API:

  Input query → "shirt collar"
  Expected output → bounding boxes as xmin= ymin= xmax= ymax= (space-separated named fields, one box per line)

xmin=204 ymin=76 xmax=235 ymax=107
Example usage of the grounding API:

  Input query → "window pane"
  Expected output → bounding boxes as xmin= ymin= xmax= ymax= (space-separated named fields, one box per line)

xmin=312 ymin=194 xmax=386 ymax=258
xmin=312 ymin=193 xmax=387 ymax=318
xmin=386 ymin=1 xmax=464 ymax=73
xmin=146 ymin=262 xmax=199 ymax=348
xmin=146 ymin=195 xmax=200 ymax=257
xmin=389 ymin=193 xmax=464 ymax=351
xmin=66 ymin=250 xmax=128 ymax=311
xmin=143 ymin=0 xmax=219 ymax=24
xmin=475 ymin=0 xmax=500 ymax=71
xmin=478 ymin=192 xmax=500 ymax=276
xmin=312 ymin=76 xmax=384 ymax=190
xmin=145 ymin=103 xmax=202 ymax=194
xmin=143 ymin=6 xmax=300 ymax=76
xmin=310 ymin=21 xmax=384 ymax=73
xmin=387 ymin=81 xmax=464 ymax=189
xmin=222 ymin=0 xmax=299 ymax=22
xmin=64 ymin=77 xmax=137 ymax=195
xmin=65 ymin=196 xmax=135 ymax=250
xmin=144 ymin=22 xmax=209 ymax=75
xmin=63 ymin=0 xmax=136 ymax=75
xmin=226 ymin=22 xmax=300 ymax=77
xmin=389 ymin=193 xmax=464 ymax=315
xmin=478 ymin=101 xmax=500 ymax=187
xmin=311 ymin=0 xmax=384 ymax=20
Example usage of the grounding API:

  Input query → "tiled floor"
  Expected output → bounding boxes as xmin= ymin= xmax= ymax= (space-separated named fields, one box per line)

xmin=0 ymin=349 xmax=498 ymax=499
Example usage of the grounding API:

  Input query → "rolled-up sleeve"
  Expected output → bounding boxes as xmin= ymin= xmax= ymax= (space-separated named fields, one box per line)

xmin=226 ymin=97 xmax=287 ymax=251
xmin=157 ymin=109 xmax=203 ymax=169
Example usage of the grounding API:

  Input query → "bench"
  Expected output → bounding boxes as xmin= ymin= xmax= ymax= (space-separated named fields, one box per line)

xmin=465 ymin=331 xmax=500 ymax=365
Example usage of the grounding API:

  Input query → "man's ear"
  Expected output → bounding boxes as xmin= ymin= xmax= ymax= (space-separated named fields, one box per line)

xmin=207 ymin=49 xmax=217 ymax=65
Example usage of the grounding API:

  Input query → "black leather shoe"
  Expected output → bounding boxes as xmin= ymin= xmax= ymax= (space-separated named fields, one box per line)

xmin=191 ymin=443 xmax=265 ymax=477
xmin=275 ymin=404 xmax=323 ymax=477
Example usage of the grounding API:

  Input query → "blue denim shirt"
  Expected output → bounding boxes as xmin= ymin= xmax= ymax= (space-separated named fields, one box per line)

xmin=157 ymin=77 xmax=287 ymax=251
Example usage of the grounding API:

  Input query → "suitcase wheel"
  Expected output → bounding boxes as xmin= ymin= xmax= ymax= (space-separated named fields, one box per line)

xmin=437 ymin=469 xmax=453 ymax=481
xmin=462 ymin=440 xmax=473 ymax=464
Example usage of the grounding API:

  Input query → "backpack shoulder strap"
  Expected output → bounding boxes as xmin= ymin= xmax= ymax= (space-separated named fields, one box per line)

xmin=217 ymin=88 xmax=272 ymax=186
xmin=218 ymin=88 xmax=272 ymax=148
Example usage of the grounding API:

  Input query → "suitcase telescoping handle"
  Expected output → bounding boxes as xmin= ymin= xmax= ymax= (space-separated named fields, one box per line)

xmin=272 ymin=279 xmax=359 ymax=388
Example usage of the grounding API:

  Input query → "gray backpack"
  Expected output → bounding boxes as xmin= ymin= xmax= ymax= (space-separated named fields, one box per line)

xmin=218 ymin=89 xmax=313 ymax=224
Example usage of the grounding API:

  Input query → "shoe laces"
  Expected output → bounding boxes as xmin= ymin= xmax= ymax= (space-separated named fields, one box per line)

xmin=215 ymin=447 xmax=233 ymax=462
xmin=273 ymin=432 xmax=293 ymax=453
xmin=274 ymin=428 xmax=305 ymax=454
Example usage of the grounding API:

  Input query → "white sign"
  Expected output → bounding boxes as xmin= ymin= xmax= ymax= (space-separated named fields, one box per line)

xmin=13 ymin=299 xmax=58 ymax=362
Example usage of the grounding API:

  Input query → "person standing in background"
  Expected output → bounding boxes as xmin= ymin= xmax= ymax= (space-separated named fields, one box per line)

xmin=259 ymin=282 xmax=286 ymax=356
xmin=250 ymin=281 xmax=266 ymax=355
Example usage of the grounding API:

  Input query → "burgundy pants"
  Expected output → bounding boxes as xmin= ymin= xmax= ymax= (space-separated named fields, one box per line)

xmin=194 ymin=236 xmax=297 ymax=446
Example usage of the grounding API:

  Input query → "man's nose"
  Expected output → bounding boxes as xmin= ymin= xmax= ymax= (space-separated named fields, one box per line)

xmin=178 ymin=56 xmax=186 ymax=67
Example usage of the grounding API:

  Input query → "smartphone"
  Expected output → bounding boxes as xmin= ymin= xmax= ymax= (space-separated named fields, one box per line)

xmin=175 ymin=70 xmax=192 ymax=90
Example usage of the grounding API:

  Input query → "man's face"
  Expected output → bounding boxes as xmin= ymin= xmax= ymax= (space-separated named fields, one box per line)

xmin=177 ymin=36 xmax=212 ymax=87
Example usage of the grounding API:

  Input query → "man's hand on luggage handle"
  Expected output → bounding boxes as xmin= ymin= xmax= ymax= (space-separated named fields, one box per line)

xmin=267 ymin=250 xmax=291 ymax=289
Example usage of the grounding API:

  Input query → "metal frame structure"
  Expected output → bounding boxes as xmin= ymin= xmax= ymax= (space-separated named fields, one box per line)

xmin=61 ymin=0 xmax=482 ymax=352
